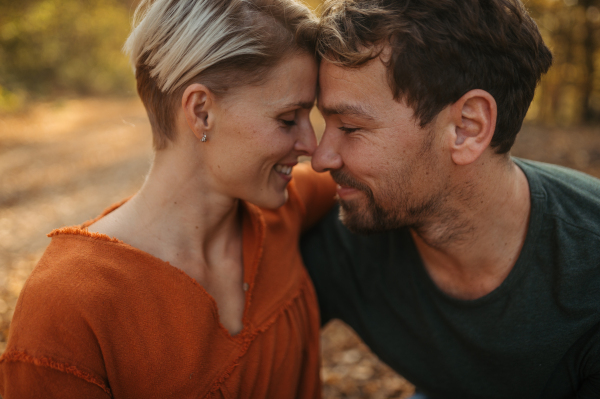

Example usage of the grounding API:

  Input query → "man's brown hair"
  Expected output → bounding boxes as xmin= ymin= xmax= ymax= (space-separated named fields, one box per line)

xmin=317 ymin=0 xmax=553 ymax=153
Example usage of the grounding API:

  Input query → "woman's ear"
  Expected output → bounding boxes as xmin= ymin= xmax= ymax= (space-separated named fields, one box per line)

xmin=447 ymin=89 xmax=497 ymax=165
xmin=181 ymin=83 xmax=216 ymax=141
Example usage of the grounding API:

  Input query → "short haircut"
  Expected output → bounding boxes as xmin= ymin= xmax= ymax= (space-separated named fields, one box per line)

xmin=316 ymin=0 xmax=553 ymax=154
xmin=124 ymin=0 xmax=318 ymax=150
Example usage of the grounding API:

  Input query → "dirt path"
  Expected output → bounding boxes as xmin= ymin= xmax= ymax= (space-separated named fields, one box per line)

xmin=2 ymin=98 xmax=600 ymax=397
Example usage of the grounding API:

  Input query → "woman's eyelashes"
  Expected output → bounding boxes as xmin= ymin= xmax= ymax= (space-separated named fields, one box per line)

xmin=281 ymin=119 xmax=297 ymax=127
xmin=279 ymin=110 xmax=298 ymax=128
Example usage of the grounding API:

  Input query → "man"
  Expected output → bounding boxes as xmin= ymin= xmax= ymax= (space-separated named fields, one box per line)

xmin=301 ymin=0 xmax=600 ymax=397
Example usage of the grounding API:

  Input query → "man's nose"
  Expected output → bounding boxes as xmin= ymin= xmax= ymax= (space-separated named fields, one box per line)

xmin=312 ymin=127 xmax=343 ymax=172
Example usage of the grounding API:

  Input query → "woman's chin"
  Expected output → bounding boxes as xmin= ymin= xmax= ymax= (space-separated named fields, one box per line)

xmin=249 ymin=189 xmax=289 ymax=210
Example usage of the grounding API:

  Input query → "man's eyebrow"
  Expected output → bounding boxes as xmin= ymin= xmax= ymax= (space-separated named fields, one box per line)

xmin=318 ymin=103 xmax=374 ymax=120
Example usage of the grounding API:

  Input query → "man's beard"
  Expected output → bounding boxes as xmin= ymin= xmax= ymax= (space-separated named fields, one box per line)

xmin=330 ymin=169 xmax=443 ymax=234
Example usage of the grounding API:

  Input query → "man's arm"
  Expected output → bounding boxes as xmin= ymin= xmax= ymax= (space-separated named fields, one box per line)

xmin=540 ymin=320 xmax=600 ymax=399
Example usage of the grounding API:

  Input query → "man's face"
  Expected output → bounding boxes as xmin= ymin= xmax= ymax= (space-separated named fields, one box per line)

xmin=313 ymin=58 xmax=451 ymax=233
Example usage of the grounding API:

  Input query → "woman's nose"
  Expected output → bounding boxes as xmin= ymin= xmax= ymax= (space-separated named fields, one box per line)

xmin=294 ymin=123 xmax=317 ymax=156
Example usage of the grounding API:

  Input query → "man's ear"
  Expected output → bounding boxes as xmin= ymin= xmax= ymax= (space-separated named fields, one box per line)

xmin=181 ymin=83 xmax=216 ymax=141
xmin=447 ymin=89 xmax=497 ymax=165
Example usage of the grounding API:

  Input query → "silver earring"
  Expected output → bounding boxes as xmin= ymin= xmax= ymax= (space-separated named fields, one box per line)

xmin=201 ymin=133 xmax=207 ymax=142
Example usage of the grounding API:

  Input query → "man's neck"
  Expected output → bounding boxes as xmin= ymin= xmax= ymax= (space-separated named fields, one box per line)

xmin=410 ymin=158 xmax=531 ymax=300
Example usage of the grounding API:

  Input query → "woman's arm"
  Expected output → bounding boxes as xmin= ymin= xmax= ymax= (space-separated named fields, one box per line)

xmin=1 ymin=360 xmax=112 ymax=398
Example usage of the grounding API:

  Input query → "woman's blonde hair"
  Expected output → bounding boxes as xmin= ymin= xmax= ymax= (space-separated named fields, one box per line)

xmin=124 ymin=0 xmax=318 ymax=149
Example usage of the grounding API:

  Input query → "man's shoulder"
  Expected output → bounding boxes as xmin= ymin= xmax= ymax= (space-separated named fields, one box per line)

xmin=516 ymin=158 xmax=600 ymax=191
xmin=516 ymin=158 xmax=600 ymax=236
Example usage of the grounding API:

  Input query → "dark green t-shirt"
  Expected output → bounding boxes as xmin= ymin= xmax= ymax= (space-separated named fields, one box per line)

xmin=301 ymin=159 xmax=600 ymax=399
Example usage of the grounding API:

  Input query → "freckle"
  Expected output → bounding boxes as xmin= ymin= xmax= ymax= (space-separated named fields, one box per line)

xmin=174 ymin=201 xmax=177 ymax=205
xmin=196 ymin=226 xmax=199 ymax=229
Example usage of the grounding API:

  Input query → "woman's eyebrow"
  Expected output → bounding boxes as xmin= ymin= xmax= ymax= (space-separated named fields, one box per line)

xmin=281 ymin=101 xmax=315 ymax=110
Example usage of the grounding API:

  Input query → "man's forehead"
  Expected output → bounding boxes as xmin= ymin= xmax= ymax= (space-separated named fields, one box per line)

xmin=318 ymin=59 xmax=394 ymax=116
xmin=319 ymin=59 xmax=386 ymax=88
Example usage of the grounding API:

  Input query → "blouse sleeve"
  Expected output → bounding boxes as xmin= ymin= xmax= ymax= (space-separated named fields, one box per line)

xmin=0 ymin=360 xmax=112 ymax=399
xmin=0 ymin=245 xmax=112 ymax=399
xmin=290 ymin=162 xmax=338 ymax=232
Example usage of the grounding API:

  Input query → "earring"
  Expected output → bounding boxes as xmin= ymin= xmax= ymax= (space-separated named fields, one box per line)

xmin=201 ymin=133 xmax=207 ymax=142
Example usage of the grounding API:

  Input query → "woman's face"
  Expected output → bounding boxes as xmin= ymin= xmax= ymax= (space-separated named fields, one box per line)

xmin=205 ymin=53 xmax=319 ymax=209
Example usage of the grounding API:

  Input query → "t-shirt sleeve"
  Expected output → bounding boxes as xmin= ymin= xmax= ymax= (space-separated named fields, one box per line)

xmin=574 ymin=323 xmax=600 ymax=398
xmin=541 ymin=320 xmax=600 ymax=398
xmin=291 ymin=162 xmax=337 ymax=232
xmin=576 ymin=377 xmax=600 ymax=399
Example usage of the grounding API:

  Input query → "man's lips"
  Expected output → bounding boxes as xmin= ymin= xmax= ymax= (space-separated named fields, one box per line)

xmin=336 ymin=184 xmax=362 ymax=199
xmin=331 ymin=170 xmax=369 ymax=200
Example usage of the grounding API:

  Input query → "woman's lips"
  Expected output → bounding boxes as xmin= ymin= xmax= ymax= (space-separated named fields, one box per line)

xmin=274 ymin=163 xmax=294 ymax=182
xmin=276 ymin=171 xmax=293 ymax=182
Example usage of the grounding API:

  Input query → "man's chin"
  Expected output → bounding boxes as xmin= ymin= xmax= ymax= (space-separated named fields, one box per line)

xmin=338 ymin=200 xmax=388 ymax=234
xmin=338 ymin=199 xmax=402 ymax=234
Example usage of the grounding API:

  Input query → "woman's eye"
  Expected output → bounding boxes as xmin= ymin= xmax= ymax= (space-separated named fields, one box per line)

xmin=281 ymin=119 xmax=296 ymax=127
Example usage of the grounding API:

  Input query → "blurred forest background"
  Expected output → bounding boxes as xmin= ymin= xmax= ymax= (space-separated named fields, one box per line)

xmin=3 ymin=0 xmax=600 ymax=398
xmin=3 ymin=0 xmax=600 ymax=124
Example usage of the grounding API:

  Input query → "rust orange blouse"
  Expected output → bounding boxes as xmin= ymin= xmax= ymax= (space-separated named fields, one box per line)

xmin=0 ymin=164 xmax=336 ymax=399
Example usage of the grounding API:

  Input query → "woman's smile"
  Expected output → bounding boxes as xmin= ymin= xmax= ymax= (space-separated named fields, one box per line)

xmin=274 ymin=163 xmax=296 ymax=182
xmin=203 ymin=52 xmax=318 ymax=209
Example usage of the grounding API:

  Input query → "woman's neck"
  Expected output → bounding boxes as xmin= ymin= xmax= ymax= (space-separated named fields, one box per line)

xmin=90 ymin=144 xmax=247 ymax=335
xmin=90 ymin=145 xmax=243 ymax=275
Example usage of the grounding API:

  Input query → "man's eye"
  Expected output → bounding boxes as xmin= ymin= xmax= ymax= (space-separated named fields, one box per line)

xmin=339 ymin=127 xmax=359 ymax=134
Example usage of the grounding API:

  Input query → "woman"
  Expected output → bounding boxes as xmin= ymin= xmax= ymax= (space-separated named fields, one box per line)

xmin=0 ymin=0 xmax=336 ymax=397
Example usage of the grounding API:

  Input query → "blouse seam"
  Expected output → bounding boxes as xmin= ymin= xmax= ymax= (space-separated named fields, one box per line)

xmin=0 ymin=349 xmax=112 ymax=397
xmin=47 ymin=226 xmax=123 ymax=244
xmin=204 ymin=278 xmax=314 ymax=397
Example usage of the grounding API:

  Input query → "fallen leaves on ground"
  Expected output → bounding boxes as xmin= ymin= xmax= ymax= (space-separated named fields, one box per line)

xmin=2 ymin=98 xmax=600 ymax=397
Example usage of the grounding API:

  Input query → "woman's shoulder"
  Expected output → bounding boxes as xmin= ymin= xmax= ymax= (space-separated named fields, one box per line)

xmin=38 ymin=228 xmax=142 ymax=291
xmin=290 ymin=162 xmax=336 ymax=204
xmin=2 ymin=232 xmax=123 ymax=385
xmin=14 ymin=230 xmax=136 ymax=325
xmin=287 ymin=162 xmax=337 ymax=231
xmin=5 ymin=228 xmax=210 ymax=371
xmin=18 ymin=227 xmax=184 ymax=323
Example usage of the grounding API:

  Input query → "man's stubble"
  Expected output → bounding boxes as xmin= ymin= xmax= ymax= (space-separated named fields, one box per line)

xmin=331 ymin=127 xmax=452 ymax=235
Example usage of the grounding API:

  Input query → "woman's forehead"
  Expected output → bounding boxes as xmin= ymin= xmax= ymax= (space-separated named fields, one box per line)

xmin=227 ymin=54 xmax=318 ymax=110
